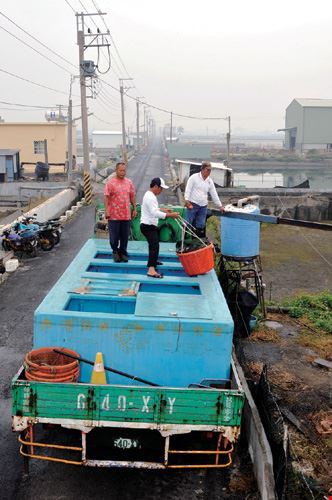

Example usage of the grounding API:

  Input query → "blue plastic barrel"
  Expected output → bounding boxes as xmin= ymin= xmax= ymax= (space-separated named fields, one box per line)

xmin=221 ymin=204 xmax=260 ymax=258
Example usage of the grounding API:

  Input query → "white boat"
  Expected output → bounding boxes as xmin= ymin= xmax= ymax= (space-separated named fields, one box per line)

xmin=174 ymin=159 xmax=233 ymax=188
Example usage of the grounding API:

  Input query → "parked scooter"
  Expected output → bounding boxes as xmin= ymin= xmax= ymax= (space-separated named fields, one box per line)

xmin=12 ymin=221 xmax=55 ymax=252
xmin=21 ymin=215 xmax=62 ymax=246
xmin=1 ymin=227 xmax=39 ymax=257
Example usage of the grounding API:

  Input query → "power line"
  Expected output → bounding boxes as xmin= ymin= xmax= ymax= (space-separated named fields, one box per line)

xmin=0 ymin=22 xmax=73 ymax=75
xmin=77 ymin=0 xmax=117 ymax=76
xmin=99 ymin=85 xmax=121 ymax=107
xmin=0 ymin=99 xmax=80 ymax=109
xmin=92 ymin=113 xmax=121 ymax=127
xmin=64 ymin=0 xmax=76 ymax=13
xmin=95 ymin=92 xmax=120 ymax=112
xmin=100 ymin=78 xmax=229 ymax=120
xmin=0 ymin=10 xmax=76 ymax=69
xmin=0 ymin=66 xmax=75 ymax=96
xmin=91 ymin=0 xmax=132 ymax=79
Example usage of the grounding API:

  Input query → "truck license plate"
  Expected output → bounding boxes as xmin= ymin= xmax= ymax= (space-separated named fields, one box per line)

xmin=113 ymin=437 xmax=140 ymax=449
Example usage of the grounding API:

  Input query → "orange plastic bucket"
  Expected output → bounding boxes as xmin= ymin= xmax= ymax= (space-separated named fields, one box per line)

xmin=177 ymin=243 xmax=215 ymax=276
xmin=24 ymin=346 xmax=80 ymax=383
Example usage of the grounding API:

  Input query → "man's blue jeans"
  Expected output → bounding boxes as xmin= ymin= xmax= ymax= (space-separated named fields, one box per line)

xmin=185 ymin=203 xmax=207 ymax=229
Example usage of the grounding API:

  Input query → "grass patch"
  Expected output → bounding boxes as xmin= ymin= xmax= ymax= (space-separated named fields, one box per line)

xmin=282 ymin=291 xmax=332 ymax=334
xmin=278 ymin=291 xmax=332 ymax=357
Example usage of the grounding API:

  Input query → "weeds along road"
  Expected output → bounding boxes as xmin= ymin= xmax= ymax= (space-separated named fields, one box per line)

xmin=0 ymin=142 xmax=247 ymax=499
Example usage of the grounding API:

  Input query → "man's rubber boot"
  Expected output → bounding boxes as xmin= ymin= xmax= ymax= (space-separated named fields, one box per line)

xmin=119 ymin=252 xmax=128 ymax=263
xmin=112 ymin=251 xmax=121 ymax=263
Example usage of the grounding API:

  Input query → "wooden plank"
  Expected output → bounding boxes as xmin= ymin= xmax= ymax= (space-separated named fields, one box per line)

xmin=313 ymin=358 xmax=332 ymax=370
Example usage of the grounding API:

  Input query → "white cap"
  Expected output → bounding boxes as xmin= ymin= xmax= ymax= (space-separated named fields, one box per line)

xmin=159 ymin=177 xmax=169 ymax=189
xmin=151 ymin=177 xmax=169 ymax=189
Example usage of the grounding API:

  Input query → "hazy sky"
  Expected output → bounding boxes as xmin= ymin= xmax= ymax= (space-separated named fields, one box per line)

xmin=1 ymin=0 xmax=332 ymax=136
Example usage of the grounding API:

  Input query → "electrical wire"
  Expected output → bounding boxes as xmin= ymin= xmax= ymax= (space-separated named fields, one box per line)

xmin=99 ymin=85 xmax=120 ymax=108
xmin=0 ymin=10 xmax=76 ymax=69
xmin=91 ymin=0 xmax=132 ymax=80
xmin=64 ymin=0 xmax=76 ymax=13
xmin=0 ymin=23 xmax=73 ymax=75
xmin=92 ymin=113 xmax=121 ymax=127
xmin=97 ymin=92 xmax=120 ymax=112
xmin=0 ymin=100 xmax=65 ymax=109
xmin=100 ymin=78 xmax=229 ymax=120
xmin=0 ymin=67 xmax=76 ymax=96
xmin=77 ymin=0 xmax=114 ymax=76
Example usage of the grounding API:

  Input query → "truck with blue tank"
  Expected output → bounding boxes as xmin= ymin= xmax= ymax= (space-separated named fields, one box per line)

xmin=11 ymin=217 xmax=245 ymax=469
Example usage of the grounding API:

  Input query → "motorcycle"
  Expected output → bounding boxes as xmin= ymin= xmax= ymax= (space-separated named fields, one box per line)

xmin=12 ymin=222 xmax=55 ymax=252
xmin=21 ymin=215 xmax=62 ymax=246
xmin=1 ymin=227 xmax=39 ymax=257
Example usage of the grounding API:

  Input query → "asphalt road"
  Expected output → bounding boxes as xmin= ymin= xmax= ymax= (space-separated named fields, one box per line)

xmin=0 ymin=141 xmax=251 ymax=499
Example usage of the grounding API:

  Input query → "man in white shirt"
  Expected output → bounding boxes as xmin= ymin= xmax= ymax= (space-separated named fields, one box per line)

xmin=140 ymin=177 xmax=179 ymax=278
xmin=184 ymin=161 xmax=224 ymax=236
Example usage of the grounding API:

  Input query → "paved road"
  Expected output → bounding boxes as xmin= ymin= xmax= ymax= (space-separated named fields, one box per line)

xmin=0 ymin=140 xmax=249 ymax=499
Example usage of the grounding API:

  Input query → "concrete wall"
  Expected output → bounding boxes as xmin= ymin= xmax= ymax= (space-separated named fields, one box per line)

xmin=285 ymin=100 xmax=303 ymax=149
xmin=0 ymin=123 xmax=77 ymax=164
xmin=0 ymin=181 xmax=72 ymax=199
xmin=0 ymin=187 xmax=78 ymax=229
xmin=303 ymin=107 xmax=332 ymax=144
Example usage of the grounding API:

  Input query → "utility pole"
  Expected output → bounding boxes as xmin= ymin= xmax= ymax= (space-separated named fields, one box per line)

xmin=67 ymin=97 xmax=73 ymax=182
xmin=136 ymin=99 xmax=139 ymax=152
xmin=43 ymin=139 xmax=49 ymax=167
xmin=119 ymin=78 xmax=133 ymax=164
xmin=136 ymin=97 xmax=145 ymax=152
xmin=170 ymin=111 xmax=173 ymax=143
xmin=226 ymin=115 xmax=231 ymax=166
xmin=143 ymin=107 xmax=147 ymax=147
xmin=76 ymin=11 xmax=109 ymax=204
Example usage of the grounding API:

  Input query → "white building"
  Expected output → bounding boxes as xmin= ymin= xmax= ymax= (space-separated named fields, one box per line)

xmin=92 ymin=131 xmax=123 ymax=149
xmin=280 ymin=98 xmax=332 ymax=152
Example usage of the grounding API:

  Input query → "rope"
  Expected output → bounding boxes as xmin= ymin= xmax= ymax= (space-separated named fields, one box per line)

xmin=174 ymin=215 xmax=209 ymax=252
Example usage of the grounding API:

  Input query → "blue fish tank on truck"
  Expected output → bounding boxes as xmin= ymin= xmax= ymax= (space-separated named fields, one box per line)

xmin=11 ymin=208 xmax=245 ymax=471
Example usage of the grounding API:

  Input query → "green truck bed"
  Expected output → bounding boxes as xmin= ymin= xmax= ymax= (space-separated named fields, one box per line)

xmin=12 ymin=367 xmax=244 ymax=431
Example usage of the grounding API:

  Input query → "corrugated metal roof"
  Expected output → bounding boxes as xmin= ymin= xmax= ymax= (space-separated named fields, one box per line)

xmin=295 ymin=98 xmax=332 ymax=108
xmin=175 ymin=159 xmax=232 ymax=171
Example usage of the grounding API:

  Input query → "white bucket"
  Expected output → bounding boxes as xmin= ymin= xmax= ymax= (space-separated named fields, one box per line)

xmin=5 ymin=259 xmax=19 ymax=272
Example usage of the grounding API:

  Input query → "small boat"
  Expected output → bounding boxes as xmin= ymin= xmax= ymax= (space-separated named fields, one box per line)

xmin=275 ymin=179 xmax=310 ymax=189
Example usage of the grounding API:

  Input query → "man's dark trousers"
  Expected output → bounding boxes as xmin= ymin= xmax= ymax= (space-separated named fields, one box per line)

xmin=140 ymin=223 xmax=159 ymax=267
xmin=108 ymin=220 xmax=131 ymax=256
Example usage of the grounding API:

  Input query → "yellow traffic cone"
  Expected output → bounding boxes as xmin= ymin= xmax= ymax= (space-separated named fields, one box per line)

xmin=90 ymin=352 xmax=107 ymax=384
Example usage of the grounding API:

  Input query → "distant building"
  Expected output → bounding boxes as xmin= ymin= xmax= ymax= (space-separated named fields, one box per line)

xmin=0 ymin=149 xmax=20 ymax=182
xmin=92 ymin=131 xmax=123 ymax=149
xmin=280 ymin=98 xmax=332 ymax=152
xmin=166 ymin=142 xmax=212 ymax=161
xmin=0 ymin=122 xmax=76 ymax=165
